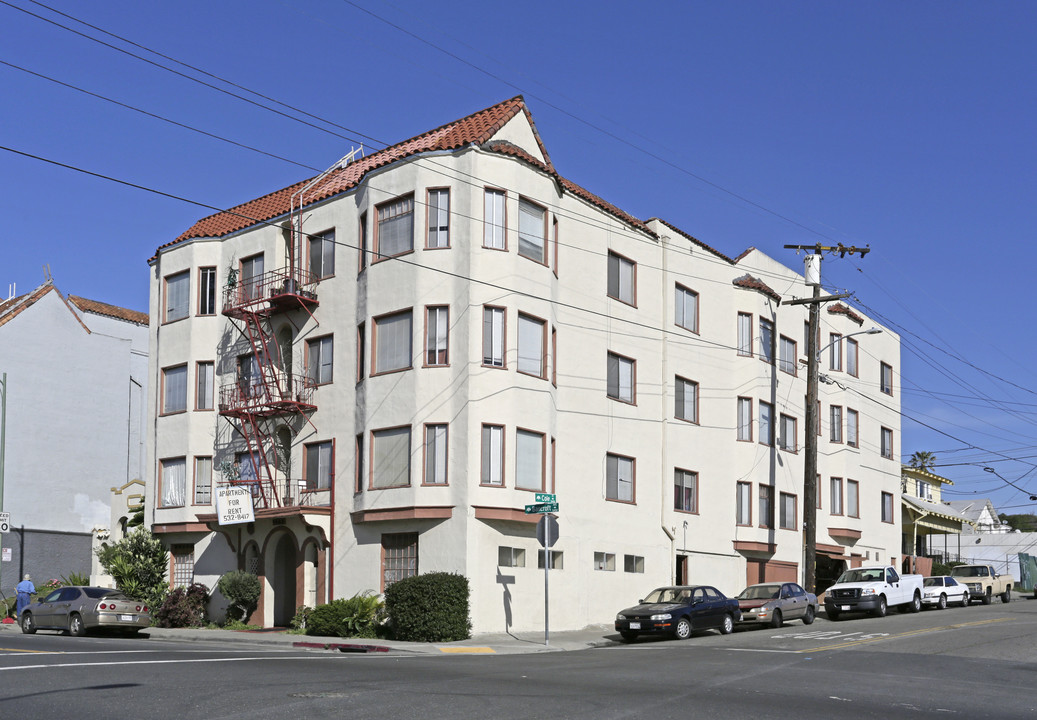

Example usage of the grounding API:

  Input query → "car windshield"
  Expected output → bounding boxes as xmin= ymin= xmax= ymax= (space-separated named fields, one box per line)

xmin=837 ymin=569 xmax=884 ymax=583
xmin=951 ymin=566 xmax=987 ymax=577
xmin=923 ymin=577 xmax=945 ymax=587
xmin=738 ymin=584 xmax=781 ymax=600
xmin=642 ymin=588 xmax=691 ymax=604
xmin=83 ymin=587 xmax=126 ymax=599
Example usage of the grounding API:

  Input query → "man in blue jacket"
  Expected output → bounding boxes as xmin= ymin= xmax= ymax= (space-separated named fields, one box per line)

xmin=15 ymin=574 xmax=35 ymax=618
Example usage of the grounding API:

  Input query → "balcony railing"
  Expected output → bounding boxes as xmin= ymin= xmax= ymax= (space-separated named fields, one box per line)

xmin=217 ymin=478 xmax=331 ymax=510
xmin=223 ymin=268 xmax=318 ymax=316
xmin=219 ymin=374 xmax=316 ymax=416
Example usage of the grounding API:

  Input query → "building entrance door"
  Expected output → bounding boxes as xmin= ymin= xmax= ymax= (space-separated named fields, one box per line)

xmin=272 ymin=534 xmax=297 ymax=627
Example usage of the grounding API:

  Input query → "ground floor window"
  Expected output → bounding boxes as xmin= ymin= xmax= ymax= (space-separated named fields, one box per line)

xmin=171 ymin=544 xmax=195 ymax=587
xmin=382 ymin=532 xmax=418 ymax=590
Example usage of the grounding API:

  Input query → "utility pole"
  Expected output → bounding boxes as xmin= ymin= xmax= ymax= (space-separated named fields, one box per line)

xmin=783 ymin=243 xmax=869 ymax=593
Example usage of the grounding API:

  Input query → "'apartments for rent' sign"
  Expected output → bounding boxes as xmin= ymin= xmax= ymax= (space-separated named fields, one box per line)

xmin=216 ymin=487 xmax=255 ymax=525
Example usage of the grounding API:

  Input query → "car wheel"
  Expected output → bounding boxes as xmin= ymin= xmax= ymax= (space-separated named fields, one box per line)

xmin=961 ymin=592 xmax=970 ymax=607
xmin=769 ymin=609 xmax=783 ymax=629
xmin=674 ymin=617 xmax=692 ymax=640
xmin=826 ymin=607 xmax=841 ymax=621
xmin=802 ymin=606 xmax=816 ymax=625
xmin=1001 ymin=589 xmax=1011 ymax=604
xmin=20 ymin=613 xmax=36 ymax=635
xmin=69 ymin=613 xmax=86 ymax=637
xmin=619 ymin=631 xmax=637 ymax=642
xmin=981 ymin=590 xmax=992 ymax=605
xmin=874 ymin=596 xmax=888 ymax=618
xmin=720 ymin=614 xmax=734 ymax=635
xmin=909 ymin=593 xmax=921 ymax=613
xmin=936 ymin=594 xmax=947 ymax=610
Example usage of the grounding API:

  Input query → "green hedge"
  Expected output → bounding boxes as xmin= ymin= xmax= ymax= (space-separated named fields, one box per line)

xmin=305 ymin=591 xmax=383 ymax=638
xmin=384 ymin=572 xmax=471 ymax=642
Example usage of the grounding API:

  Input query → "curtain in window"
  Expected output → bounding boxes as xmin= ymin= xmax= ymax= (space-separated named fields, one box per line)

xmin=164 ymin=366 xmax=187 ymax=413
xmin=306 ymin=442 xmax=333 ymax=489
xmin=378 ymin=198 xmax=414 ymax=256
xmin=738 ymin=313 xmax=752 ymax=355
xmin=376 ymin=312 xmax=412 ymax=373
xmin=674 ymin=470 xmax=696 ymax=512
xmin=481 ymin=425 xmax=503 ymax=485
xmin=196 ymin=362 xmax=214 ymax=410
xmin=737 ymin=398 xmax=752 ymax=440
xmin=424 ymin=425 xmax=447 ymax=484
xmin=517 ymin=315 xmax=543 ymax=376
xmin=372 ymin=428 xmax=410 ymax=488
xmin=515 ymin=430 xmax=543 ymax=490
xmin=484 ymin=190 xmax=505 ymax=248
xmin=737 ymin=482 xmax=751 ymax=524
xmin=760 ymin=402 xmax=774 ymax=444
xmin=166 ymin=272 xmax=189 ymax=321
xmin=676 ymin=378 xmax=696 ymax=421
xmin=518 ymin=200 xmax=545 ymax=261
xmin=162 ymin=458 xmax=186 ymax=507
xmin=426 ymin=307 xmax=448 ymax=365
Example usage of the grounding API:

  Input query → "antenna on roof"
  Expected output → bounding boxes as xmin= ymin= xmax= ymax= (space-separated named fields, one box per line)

xmin=43 ymin=263 xmax=52 ymax=282
xmin=7 ymin=283 xmax=14 ymax=300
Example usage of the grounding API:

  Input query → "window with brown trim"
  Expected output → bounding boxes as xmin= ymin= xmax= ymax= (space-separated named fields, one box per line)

xmin=426 ymin=188 xmax=450 ymax=248
xmin=374 ymin=195 xmax=414 ymax=259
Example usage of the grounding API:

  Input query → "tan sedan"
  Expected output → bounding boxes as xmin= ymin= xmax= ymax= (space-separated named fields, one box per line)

xmin=20 ymin=586 xmax=151 ymax=636
xmin=736 ymin=582 xmax=818 ymax=628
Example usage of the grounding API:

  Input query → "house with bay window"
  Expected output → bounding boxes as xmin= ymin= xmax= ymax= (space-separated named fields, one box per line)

xmin=146 ymin=96 xmax=902 ymax=631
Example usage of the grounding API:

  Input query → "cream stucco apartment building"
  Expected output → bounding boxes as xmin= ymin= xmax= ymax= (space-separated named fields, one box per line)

xmin=145 ymin=97 xmax=902 ymax=631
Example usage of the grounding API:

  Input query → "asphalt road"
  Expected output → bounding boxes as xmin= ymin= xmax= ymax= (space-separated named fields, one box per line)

xmin=2 ymin=597 xmax=1035 ymax=719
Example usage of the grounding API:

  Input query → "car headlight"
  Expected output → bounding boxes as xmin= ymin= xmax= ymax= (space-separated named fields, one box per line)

xmin=650 ymin=613 xmax=672 ymax=621
xmin=860 ymin=588 xmax=876 ymax=596
xmin=616 ymin=614 xmax=626 ymax=621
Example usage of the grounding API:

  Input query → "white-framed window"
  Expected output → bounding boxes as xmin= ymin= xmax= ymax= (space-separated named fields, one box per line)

xmin=518 ymin=197 xmax=546 ymax=263
xmin=846 ymin=337 xmax=858 ymax=377
xmin=830 ymin=477 xmax=844 ymax=515
xmin=481 ymin=424 xmax=504 ymax=486
xmin=198 ymin=267 xmax=217 ymax=316
xmin=736 ymin=481 xmax=752 ymax=525
xmin=759 ymin=401 xmax=774 ymax=446
xmin=484 ymin=188 xmax=506 ymax=249
xmin=759 ymin=485 xmax=774 ymax=528
xmin=482 ymin=306 xmax=505 ymax=368
xmin=737 ymin=312 xmax=753 ymax=356
xmin=607 ymin=351 xmax=635 ymax=403
xmin=779 ymin=336 xmax=797 ymax=375
xmin=171 ymin=544 xmax=195 ymax=587
xmin=594 ymin=552 xmax=616 ymax=571
xmin=425 ymin=306 xmax=449 ymax=367
xmin=917 ymin=479 xmax=933 ymax=501
xmin=382 ymin=532 xmax=418 ymax=590
xmin=309 ymin=229 xmax=336 ymax=279
xmin=779 ymin=414 xmax=797 ymax=452
xmin=427 ymin=188 xmax=450 ymax=248
xmin=538 ymin=550 xmax=563 ymax=569
xmin=829 ymin=333 xmax=843 ymax=371
xmin=423 ymin=424 xmax=448 ymax=485
xmin=675 ymin=285 xmax=698 ymax=333
xmin=607 ymin=251 xmax=635 ymax=305
xmin=779 ymin=492 xmax=796 ymax=530
xmin=517 ymin=313 xmax=546 ymax=378
xmin=498 ymin=546 xmax=525 ymax=567
xmin=830 ymin=405 xmax=843 ymax=443
xmin=606 ymin=453 xmax=634 ymax=503
xmin=375 ymin=195 xmax=414 ymax=258
xmin=371 ymin=426 xmax=410 ymax=489
xmin=674 ymin=469 xmax=697 ymax=513
xmin=846 ymin=408 xmax=859 ymax=447
xmin=307 ymin=335 xmax=334 ymax=385
xmin=160 ymin=457 xmax=187 ymax=508
xmin=516 ymin=429 xmax=545 ymax=491
xmin=163 ymin=364 xmax=188 ymax=414
xmin=675 ymin=376 xmax=698 ymax=423
xmin=760 ymin=318 xmax=775 ymax=364
xmin=165 ymin=271 xmax=189 ymax=323
xmin=195 ymin=361 xmax=214 ymax=411
xmin=193 ymin=456 xmax=212 ymax=505
xmin=881 ymin=362 xmax=894 ymax=395
xmin=847 ymin=479 xmax=859 ymax=518
xmin=305 ymin=440 xmax=333 ymax=490
xmin=737 ymin=397 xmax=753 ymax=441
xmin=882 ymin=491 xmax=895 ymax=523
xmin=881 ymin=426 xmax=894 ymax=459
xmin=373 ymin=310 xmax=412 ymax=374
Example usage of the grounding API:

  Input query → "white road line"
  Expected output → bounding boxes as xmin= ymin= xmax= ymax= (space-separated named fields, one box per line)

xmin=0 ymin=655 xmax=345 ymax=671
xmin=723 ymin=648 xmax=801 ymax=654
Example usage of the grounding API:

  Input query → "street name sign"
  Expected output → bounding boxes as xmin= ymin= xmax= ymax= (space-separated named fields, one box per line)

xmin=524 ymin=502 xmax=559 ymax=514
xmin=534 ymin=493 xmax=556 ymax=503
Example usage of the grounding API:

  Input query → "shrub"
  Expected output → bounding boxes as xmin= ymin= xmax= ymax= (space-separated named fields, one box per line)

xmin=95 ymin=528 xmax=169 ymax=610
xmin=290 ymin=605 xmax=314 ymax=633
xmin=217 ymin=571 xmax=261 ymax=623
xmin=61 ymin=572 xmax=91 ymax=587
xmin=154 ymin=583 xmax=209 ymax=628
xmin=306 ymin=592 xmax=383 ymax=638
xmin=384 ymin=572 xmax=471 ymax=642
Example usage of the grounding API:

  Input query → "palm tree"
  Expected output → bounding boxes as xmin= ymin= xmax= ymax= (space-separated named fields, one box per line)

xmin=908 ymin=451 xmax=937 ymax=472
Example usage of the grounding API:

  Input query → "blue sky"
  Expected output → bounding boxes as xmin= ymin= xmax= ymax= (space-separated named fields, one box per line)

xmin=3 ymin=1 xmax=1035 ymax=514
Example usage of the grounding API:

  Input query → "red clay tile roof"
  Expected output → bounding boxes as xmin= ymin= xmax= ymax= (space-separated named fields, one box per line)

xmin=733 ymin=273 xmax=782 ymax=303
xmin=828 ymin=302 xmax=864 ymax=326
xmin=155 ymin=96 xmax=651 ymax=258
xmin=0 ymin=283 xmax=57 ymax=330
xmin=69 ymin=295 xmax=149 ymax=326
xmin=649 ymin=218 xmax=736 ymax=263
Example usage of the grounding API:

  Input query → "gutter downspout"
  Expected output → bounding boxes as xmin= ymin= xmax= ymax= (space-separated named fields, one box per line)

xmin=658 ymin=232 xmax=675 ymax=583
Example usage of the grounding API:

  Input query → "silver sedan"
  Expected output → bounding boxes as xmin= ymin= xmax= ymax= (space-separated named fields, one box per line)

xmin=20 ymin=586 xmax=151 ymax=636
xmin=736 ymin=582 xmax=818 ymax=627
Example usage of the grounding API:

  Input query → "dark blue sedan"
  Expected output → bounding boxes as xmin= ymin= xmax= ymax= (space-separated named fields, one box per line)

xmin=615 ymin=585 xmax=741 ymax=641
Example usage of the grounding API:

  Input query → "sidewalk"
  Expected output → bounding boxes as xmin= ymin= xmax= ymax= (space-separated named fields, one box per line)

xmin=0 ymin=618 xmax=618 ymax=655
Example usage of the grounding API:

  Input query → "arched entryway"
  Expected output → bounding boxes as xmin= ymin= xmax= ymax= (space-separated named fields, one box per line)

xmin=272 ymin=533 xmax=298 ymax=627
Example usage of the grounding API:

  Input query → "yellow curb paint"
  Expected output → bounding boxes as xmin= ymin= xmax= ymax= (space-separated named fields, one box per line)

xmin=799 ymin=617 xmax=1012 ymax=653
xmin=438 ymin=647 xmax=495 ymax=654
xmin=0 ymin=648 xmax=53 ymax=653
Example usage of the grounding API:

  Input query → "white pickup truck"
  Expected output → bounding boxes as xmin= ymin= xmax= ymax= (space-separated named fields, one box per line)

xmin=823 ymin=565 xmax=924 ymax=620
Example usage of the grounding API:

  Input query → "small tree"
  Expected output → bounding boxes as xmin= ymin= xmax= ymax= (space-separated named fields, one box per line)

xmin=126 ymin=490 xmax=145 ymax=529
xmin=909 ymin=451 xmax=937 ymax=472
xmin=95 ymin=527 xmax=169 ymax=610
xmin=217 ymin=571 xmax=261 ymax=623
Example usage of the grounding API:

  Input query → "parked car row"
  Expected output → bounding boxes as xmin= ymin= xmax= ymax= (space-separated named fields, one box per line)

xmin=615 ymin=581 xmax=818 ymax=642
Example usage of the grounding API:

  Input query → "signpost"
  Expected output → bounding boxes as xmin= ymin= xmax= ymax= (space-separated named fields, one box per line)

xmin=525 ymin=494 xmax=558 ymax=645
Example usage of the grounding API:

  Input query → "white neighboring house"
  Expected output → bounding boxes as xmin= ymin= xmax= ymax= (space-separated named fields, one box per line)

xmin=0 ymin=281 xmax=148 ymax=595
xmin=146 ymin=96 xmax=903 ymax=631
xmin=945 ymin=499 xmax=1010 ymax=534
